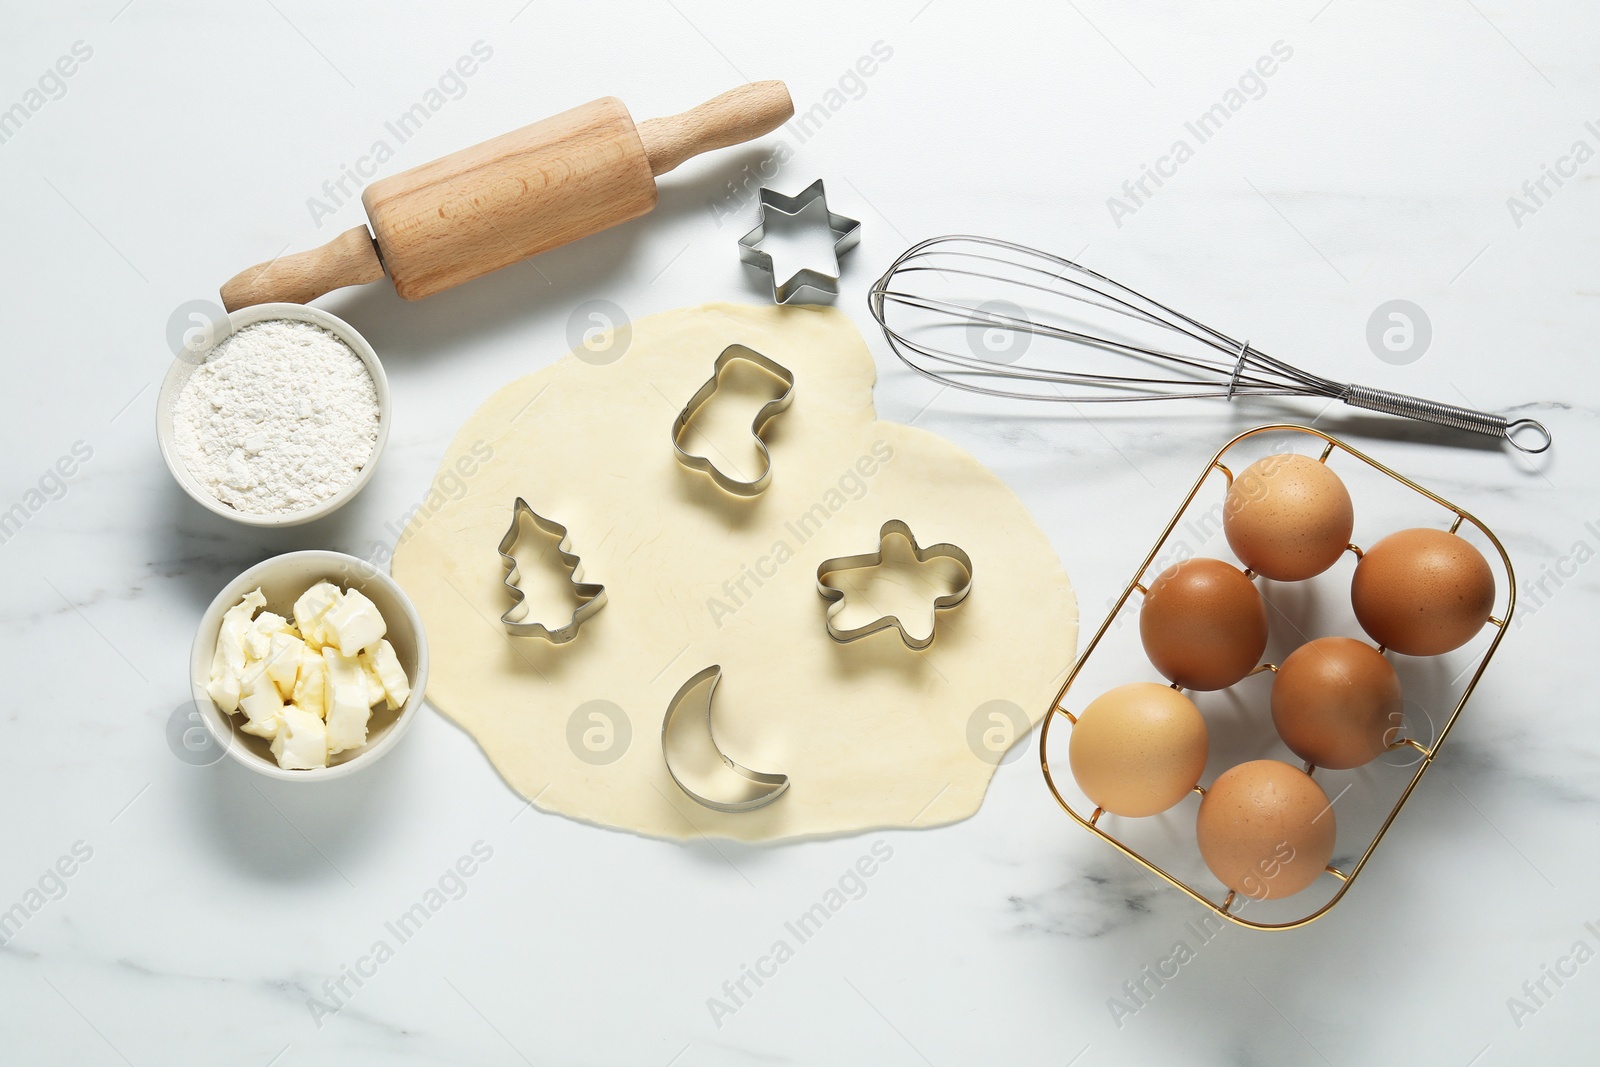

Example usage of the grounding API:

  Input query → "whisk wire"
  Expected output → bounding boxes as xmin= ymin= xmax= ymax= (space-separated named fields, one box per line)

xmin=868 ymin=235 xmax=1548 ymax=452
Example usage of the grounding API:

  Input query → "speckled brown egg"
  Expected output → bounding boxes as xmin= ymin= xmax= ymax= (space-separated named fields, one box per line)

xmin=1351 ymin=528 xmax=1495 ymax=656
xmin=1223 ymin=453 xmax=1355 ymax=581
xmin=1140 ymin=558 xmax=1268 ymax=690
xmin=1196 ymin=760 xmax=1336 ymax=900
xmin=1068 ymin=683 xmax=1208 ymax=817
xmin=1271 ymin=637 xmax=1401 ymax=769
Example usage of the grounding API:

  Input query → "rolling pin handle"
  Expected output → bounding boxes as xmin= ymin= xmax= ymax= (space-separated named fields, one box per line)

xmin=637 ymin=80 xmax=795 ymax=177
xmin=219 ymin=225 xmax=387 ymax=311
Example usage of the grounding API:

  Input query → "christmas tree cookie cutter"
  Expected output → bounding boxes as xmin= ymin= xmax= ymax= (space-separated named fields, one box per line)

xmin=815 ymin=519 xmax=974 ymax=651
xmin=671 ymin=344 xmax=795 ymax=497
xmin=661 ymin=664 xmax=790 ymax=813
xmin=497 ymin=497 xmax=607 ymax=643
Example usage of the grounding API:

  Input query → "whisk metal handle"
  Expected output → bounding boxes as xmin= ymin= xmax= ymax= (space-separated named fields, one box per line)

xmin=1341 ymin=384 xmax=1551 ymax=454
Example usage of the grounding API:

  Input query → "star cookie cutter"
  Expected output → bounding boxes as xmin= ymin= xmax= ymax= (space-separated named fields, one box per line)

xmin=671 ymin=344 xmax=796 ymax=497
xmin=662 ymin=665 xmax=790 ymax=813
xmin=497 ymin=497 xmax=607 ymax=642
xmin=815 ymin=520 xmax=974 ymax=651
xmin=738 ymin=178 xmax=861 ymax=304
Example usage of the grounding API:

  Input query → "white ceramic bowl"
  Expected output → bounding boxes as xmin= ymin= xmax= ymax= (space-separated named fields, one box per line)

xmin=156 ymin=303 xmax=390 ymax=527
xmin=191 ymin=550 xmax=428 ymax=780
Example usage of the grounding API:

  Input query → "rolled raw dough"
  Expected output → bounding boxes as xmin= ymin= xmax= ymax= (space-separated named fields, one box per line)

xmin=392 ymin=303 xmax=1076 ymax=841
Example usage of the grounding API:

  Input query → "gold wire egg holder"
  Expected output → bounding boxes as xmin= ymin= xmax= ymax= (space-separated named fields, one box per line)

xmin=1038 ymin=424 xmax=1517 ymax=931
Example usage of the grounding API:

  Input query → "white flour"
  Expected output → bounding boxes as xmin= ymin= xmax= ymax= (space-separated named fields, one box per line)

xmin=172 ymin=319 xmax=380 ymax=515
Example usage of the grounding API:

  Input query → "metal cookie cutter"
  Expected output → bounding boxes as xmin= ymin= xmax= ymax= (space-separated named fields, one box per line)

xmin=816 ymin=520 xmax=974 ymax=651
xmin=497 ymin=497 xmax=607 ymax=642
xmin=738 ymin=178 xmax=861 ymax=304
xmin=671 ymin=344 xmax=795 ymax=497
xmin=662 ymin=665 xmax=790 ymax=813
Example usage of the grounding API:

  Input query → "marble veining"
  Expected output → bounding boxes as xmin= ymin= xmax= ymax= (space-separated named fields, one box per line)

xmin=3 ymin=3 xmax=1598 ymax=1065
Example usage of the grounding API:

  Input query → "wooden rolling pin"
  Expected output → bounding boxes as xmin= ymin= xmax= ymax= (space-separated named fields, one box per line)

xmin=221 ymin=80 xmax=793 ymax=310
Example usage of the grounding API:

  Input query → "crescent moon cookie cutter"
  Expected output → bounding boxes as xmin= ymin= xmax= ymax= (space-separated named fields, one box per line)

xmin=497 ymin=497 xmax=607 ymax=642
xmin=671 ymin=344 xmax=796 ymax=497
xmin=816 ymin=519 xmax=974 ymax=651
xmin=662 ymin=665 xmax=790 ymax=813
xmin=738 ymin=178 xmax=861 ymax=304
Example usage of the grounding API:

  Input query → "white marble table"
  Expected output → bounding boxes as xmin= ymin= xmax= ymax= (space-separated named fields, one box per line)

xmin=3 ymin=2 xmax=1595 ymax=1063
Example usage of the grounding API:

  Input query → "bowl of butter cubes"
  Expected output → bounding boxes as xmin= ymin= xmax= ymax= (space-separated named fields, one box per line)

xmin=191 ymin=550 xmax=429 ymax=779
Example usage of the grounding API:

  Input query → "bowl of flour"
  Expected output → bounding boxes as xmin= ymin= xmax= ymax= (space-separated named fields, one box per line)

xmin=157 ymin=303 xmax=390 ymax=526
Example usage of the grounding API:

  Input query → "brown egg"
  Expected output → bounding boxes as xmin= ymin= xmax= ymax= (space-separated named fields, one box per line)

xmin=1351 ymin=528 xmax=1495 ymax=656
xmin=1196 ymin=760 xmax=1336 ymax=900
xmin=1068 ymin=683 xmax=1208 ymax=817
xmin=1223 ymin=454 xmax=1355 ymax=581
xmin=1271 ymin=637 xmax=1401 ymax=769
xmin=1140 ymin=558 xmax=1268 ymax=690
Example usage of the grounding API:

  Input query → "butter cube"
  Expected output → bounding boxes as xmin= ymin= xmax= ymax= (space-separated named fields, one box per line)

xmin=245 ymin=611 xmax=291 ymax=661
xmin=322 ymin=588 xmax=387 ymax=657
xmin=293 ymin=581 xmax=342 ymax=650
xmin=238 ymin=665 xmax=285 ymax=740
xmin=272 ymin=704 xmax=329 ymax=770
xmin=207 ymin=588 xmax=265 ymax=714
xmin=292 ymin=645 xmax=328 ymax=719
xmin=265 ymin=631 xmax=305 ymax=699
xmin=359 ymin=654 xmax=385 ymax=703
xmin=206 ymin=669 xmax=241 ymax=717
xmin=254 ymin=610 xmax=291 ymax=633
xmin=323 ymin=648 xmax=372 ymax=754
xmin=363 ymin=640 xmax=411 ymax=711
